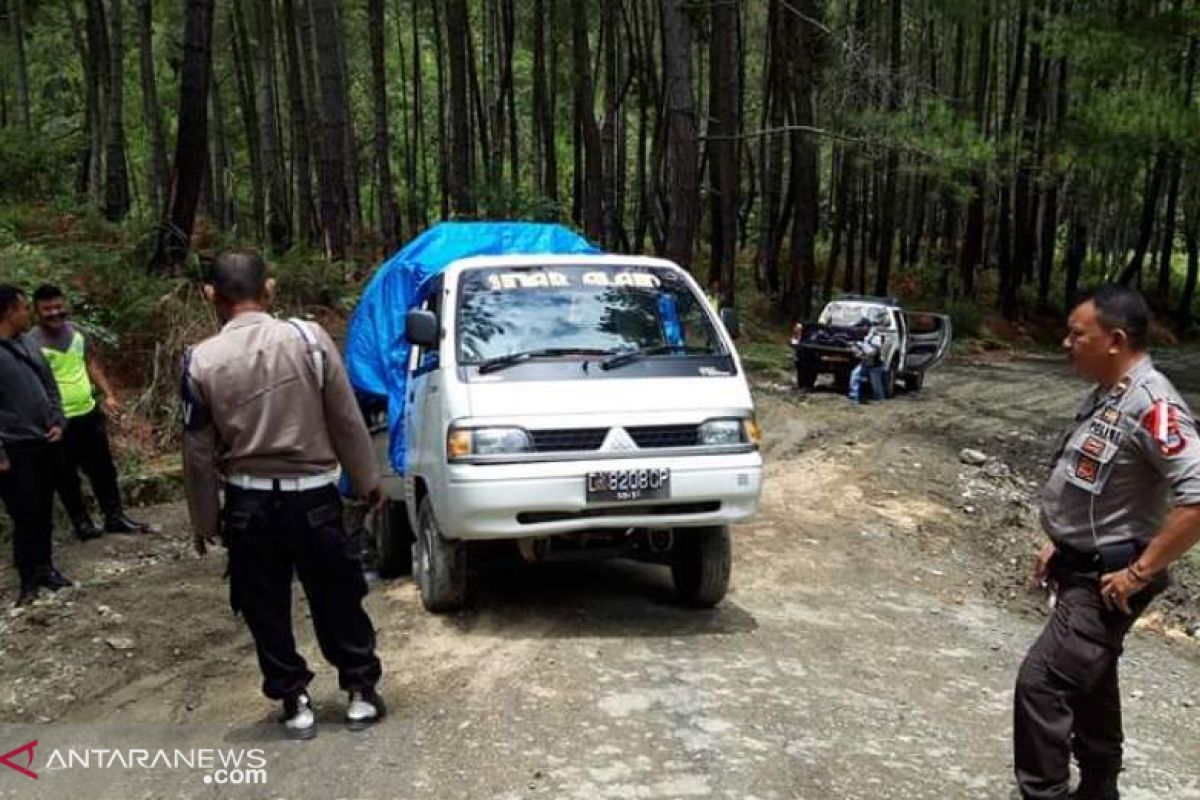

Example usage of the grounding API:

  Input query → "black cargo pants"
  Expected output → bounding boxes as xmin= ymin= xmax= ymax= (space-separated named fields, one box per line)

xmin=1013 ymin=569 xmax=1166 ymax=800
xmin=54 ymin=409 xmax=124 ymax=523
xmin=0 ymin=441 xmax=56 ymax=585
xmin=224 ymin=484 xmax=382 ymax=701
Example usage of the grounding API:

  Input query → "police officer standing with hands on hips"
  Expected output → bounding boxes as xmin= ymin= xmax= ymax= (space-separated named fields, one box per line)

xmin=182 ymin=250 xmax=386 ymax=740
xmin=1014 ymin=285 xmax=1200 ymax=800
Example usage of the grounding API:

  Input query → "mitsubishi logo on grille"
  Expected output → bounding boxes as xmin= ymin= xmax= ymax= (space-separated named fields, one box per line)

xmin=600 ymin=427 xmax=639 ymax=452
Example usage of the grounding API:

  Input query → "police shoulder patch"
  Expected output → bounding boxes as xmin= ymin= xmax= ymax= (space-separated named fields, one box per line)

xmin=1141 ymin=399 xmax=1187 ymax=456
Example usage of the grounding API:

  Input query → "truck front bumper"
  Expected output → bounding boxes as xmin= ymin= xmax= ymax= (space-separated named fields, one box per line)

xmin=433 ymin=452 xmax=763 ymax=540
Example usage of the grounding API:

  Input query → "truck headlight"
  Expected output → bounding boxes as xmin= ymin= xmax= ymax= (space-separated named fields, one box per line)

xmin=698 ymin=418 xmax=747 ymax=446
xmin=447 ymin=427 xmax=533 ymax=460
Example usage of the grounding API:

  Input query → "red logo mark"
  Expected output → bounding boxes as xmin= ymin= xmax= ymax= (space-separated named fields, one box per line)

xmin=0 ymin=740 xmax=38 ymax=779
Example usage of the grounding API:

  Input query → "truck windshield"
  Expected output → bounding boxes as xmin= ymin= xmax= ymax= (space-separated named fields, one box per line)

xmin=457 ymin=265 xmax=725 ymax=366
xmin=819 ymin=302 xmax=888 ymax=327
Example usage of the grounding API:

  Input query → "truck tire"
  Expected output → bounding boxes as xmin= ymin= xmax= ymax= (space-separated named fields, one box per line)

xmin=414 ymin=495 xmax=467 ymax=613
xmin=796 ymin=366 xmax=817 ymax=390
xmin=671 ymin=525 xmax=731 ymax=608
xmin=904 ymin=371 xmax=924 ymax=392
xmin=884 ymin=365 xmax=897 ymax=398
xmin=373 ymin=499 xmax=414 ymax=579
xmin=833 ymin=368 xmax=852 ymax=394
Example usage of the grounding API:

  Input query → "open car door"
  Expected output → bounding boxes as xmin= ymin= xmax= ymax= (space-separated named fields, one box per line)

xmin=901 ymin=311 xmax=952 ymax=373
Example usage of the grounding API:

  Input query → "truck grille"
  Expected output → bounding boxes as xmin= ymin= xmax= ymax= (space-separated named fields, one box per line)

xmin=626 ymin=424 xmax=700 ymax=449
xmin=529 ymin=428 xmax=608 ymax=452
xmin=528 ymin=424 xmax=704 ymax=452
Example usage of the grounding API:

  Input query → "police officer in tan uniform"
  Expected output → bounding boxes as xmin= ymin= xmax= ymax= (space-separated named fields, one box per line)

xmin=1014 ymin=285 xmax=1200 ymax=800
xmin=182 ymin=250 xmax=385 ymax=740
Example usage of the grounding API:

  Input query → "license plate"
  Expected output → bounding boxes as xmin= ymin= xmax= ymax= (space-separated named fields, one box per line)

xmin=821 ymin=354 xmax=850 ymax=363
xmin=586 ymin=468 xmax=671 ymax=502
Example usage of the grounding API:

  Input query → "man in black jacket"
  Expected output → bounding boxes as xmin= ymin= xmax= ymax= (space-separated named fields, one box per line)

xmin=0 ymin=285 xmax=73 ymax=606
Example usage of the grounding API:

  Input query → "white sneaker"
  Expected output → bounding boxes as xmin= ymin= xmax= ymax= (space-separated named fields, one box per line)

xmin=345 ymin=689 xmax=386 ymax=730
xmin=282 ymin=692 xmax=316 ymax=740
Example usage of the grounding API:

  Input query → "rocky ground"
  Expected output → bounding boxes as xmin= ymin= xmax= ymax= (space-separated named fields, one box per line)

xmin=0 ymin=351 xmax=1198 ymax=800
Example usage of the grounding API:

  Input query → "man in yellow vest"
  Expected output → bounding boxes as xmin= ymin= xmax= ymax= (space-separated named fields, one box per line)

xmin=31 ymin=285 xmax=147 ymax=539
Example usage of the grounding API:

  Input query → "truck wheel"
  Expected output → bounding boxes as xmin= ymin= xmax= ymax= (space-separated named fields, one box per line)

xmin=796 ymin=366 xmax=817 ymax=390
xmin=671 ymin=525 xmax=731 ymax=608
xmin=833 ymin=368 xmax=852 ymax=393
xmin=414 ymin=495 xmax=467 ymax=613
xmin=373 ymin=499 xmax=415 ymax=578
xmin=904 ymin=371 xmax=924 ymax=392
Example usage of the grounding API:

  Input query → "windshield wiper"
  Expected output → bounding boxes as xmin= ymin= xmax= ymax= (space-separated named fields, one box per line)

xmin=476 ymin=347 xmax=614 ymax=374
xmin=600 ymin=345 xmax=717 ymax=371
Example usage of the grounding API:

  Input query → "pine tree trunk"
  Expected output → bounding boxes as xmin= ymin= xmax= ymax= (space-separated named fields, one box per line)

xmin=8 ymin=0 xmax=31 ymax=131
xmin=368 ymin=0 xmax=400 ymax=251
xmin=66 ymin=1 xmax=97 ymax=198
xmin=430 ymin=0 xmax=450 ymax=218
xmin=252 ymin=0 xmax=289 ymax=251
xmin=280 ymin=0 xmax=316 ymax=244
xmin=532 ymin=0 xmax=556 ymax=202
xmin=601 ymin=0 xmax=621 ymax=249
xmin=444 ymin=0 xmax=475 ymax=215
xmin=1179 ymin=192 xmax=1199 ymax=332
xmin=209 ymin=74 xmax=234 ymax=229
xmin=154 ymin=0 xmax=215 ymax=269
xmin=311 ymin=0 xmax=353 ymax=257
xmin=959 ymin=4 xmax=991 ymax=299
xmin=571 ymin=0 xmax=604 ymax=241
xmin=135 ymin=0 xmax=167 ymax=214
xmin=231 ymin=0 xmax=264 ymax=240
xmin=785 ymin=0 xmax=821 ymax=321
xmin=708 ymin=0 xmax=740 ymax=304
xmin=660 ymin=0 xmax=699 ymax=269
xmin=411 ymin=0 xmax=430 ymax=229
xmin=103 ymin=0 xmax=131 ymax=221
xmin=873 ymin=0 xmax=901 ymax=298
xmin=1119 ymin=153 xmax=1167 ymax=285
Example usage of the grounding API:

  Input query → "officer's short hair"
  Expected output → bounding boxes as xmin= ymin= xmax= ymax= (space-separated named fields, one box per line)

xmin=1081 ymin=284 xmax=1151 ymax=351
xmin=32 ymin=284 xmax=64 ymax=305
xmin=209 ymin=249 xmax=269 ymax=302
xmin=0 ymin=284 xmax=25 ymax=319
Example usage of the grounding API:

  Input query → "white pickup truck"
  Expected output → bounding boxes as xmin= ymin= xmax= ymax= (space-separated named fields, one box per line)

xmin=368 ymin=254 xmax=763 ymax=613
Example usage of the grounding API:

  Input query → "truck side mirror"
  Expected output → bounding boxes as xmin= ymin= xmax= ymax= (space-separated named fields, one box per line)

xmin=406 ymin=309 xmax=440 ymax=347
xmin=719 ymin=307 xmax=741 ymax=339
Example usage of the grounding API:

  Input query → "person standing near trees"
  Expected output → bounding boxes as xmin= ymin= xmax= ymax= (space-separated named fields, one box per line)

xmin=1014 ymin=285 xmax=1200 ymax=800
xmin=182 ymin=250 xmax=386 ymax=740
xmin=0 ymin=285 xmax=73 ymax=607
xmin=30 ymin=285 xmax=149 ymax=539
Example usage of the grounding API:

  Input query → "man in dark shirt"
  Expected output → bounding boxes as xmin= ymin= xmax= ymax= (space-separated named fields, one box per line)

xmin=0 ymin=285 xmax=73 ymax=606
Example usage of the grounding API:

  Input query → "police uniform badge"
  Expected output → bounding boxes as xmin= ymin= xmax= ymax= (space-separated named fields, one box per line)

xmin=1080 ymin=435 xmax=1108 ymax=459
xmin=1074 ymin=455 xmax=1100 ymax=484
xmin=1100 ymin=407 xmax=1121 ymax=425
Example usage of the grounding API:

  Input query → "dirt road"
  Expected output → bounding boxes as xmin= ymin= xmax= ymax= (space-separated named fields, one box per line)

xmin=2 ymin=352 xmax=1199 ymax=799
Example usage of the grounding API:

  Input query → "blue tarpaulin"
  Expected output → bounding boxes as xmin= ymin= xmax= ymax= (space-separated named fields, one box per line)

xmin=345 ymin=221 xmax=600 ymax=473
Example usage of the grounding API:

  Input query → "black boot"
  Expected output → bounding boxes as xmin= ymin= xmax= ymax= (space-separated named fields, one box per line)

xmin=15 ymin=581 xmax=39 ymax=607
xmin=38 ymin=566 xmax=74 ymax=591
xmin=73 ymin=517 xmax=103 ymax=541
xmin=105 ymin=513 xmax=149 ymax=533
